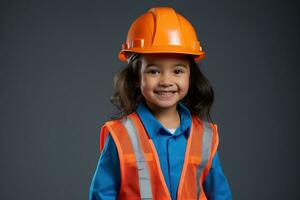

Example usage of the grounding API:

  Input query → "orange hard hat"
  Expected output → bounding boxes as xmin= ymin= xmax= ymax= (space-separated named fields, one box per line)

xmin=119 ymin=7 xmax=205 ymax=62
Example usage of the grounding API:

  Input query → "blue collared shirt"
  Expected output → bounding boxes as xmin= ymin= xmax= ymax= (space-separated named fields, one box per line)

xmin=89 ymin=101 xmax=232 ymax=200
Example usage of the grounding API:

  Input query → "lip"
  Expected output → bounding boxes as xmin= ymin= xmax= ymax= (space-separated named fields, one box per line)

xmin=154 ymin=90 xmax=177 ymax=93
xmin=154 ymin=91 xmax=177 ymax=94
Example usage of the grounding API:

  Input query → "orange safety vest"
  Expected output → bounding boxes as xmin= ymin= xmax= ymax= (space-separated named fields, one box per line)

xmin=99 ymin=112 xmax=219 ymax=200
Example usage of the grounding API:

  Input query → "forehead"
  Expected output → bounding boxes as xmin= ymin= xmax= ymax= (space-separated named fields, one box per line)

xmin=141 ymin=53 xmax=189 ymax=65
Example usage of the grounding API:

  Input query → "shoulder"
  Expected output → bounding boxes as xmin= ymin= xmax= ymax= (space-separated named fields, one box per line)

xmin=99 ymin=118 xmax=122 ymax=153
xmin=191 ymin=116 xmax=218 ymax=132
xmin=100 ymin=116 xmax=129 ymax=132
xmin=99 ymin=115 xmax=134 ymax=152
xmin=192 ymin=116 xmax=219 ymax=146
xmin=101 ymin=113 xmax=138 ymax=127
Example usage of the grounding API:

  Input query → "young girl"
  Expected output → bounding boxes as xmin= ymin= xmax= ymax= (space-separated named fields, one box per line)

xmin=89 ymin=7 xmax=232 ymax=200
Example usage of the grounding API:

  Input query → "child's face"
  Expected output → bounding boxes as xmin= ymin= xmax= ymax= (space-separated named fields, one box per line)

xmin=139 ymin=53 xmax=190 ymax=111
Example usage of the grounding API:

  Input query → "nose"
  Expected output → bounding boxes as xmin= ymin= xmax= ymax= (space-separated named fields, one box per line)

xmin=158 ymin=73 xmax=173 ymax=87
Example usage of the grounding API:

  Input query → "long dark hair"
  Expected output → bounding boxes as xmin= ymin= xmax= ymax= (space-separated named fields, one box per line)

xmin=110 ymin=54 xmax=215 ymax=122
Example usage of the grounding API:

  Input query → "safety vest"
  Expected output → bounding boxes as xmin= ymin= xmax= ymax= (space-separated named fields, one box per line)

xmin=99 ymin=112 xmax=219 ymax=200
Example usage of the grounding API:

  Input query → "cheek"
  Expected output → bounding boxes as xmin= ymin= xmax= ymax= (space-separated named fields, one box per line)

xmin=140 ymin=75 xmax=153 ymax=92
xmin=179 ymin=75 xmax=190 ymax=90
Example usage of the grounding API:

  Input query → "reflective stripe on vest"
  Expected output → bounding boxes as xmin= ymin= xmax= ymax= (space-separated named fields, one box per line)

xmin=196 ymin=121 xmax=213 ymax=199
xmin=100 ymin=113 xmax=219 ymax=200
xmin=122 ymin=117 xmax=153 ymax=199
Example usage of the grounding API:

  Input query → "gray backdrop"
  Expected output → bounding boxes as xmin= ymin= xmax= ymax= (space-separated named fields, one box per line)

xmin=1 ymin=0 xmax=299 ymax=199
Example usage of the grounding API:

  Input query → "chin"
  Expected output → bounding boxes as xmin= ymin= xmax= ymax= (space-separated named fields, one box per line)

xmin=151 ymin=100 xmax=178 ymax=109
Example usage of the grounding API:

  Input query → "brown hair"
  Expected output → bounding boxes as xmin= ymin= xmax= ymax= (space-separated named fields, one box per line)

xmin=110 ymin=54 xmax=215 ymax=122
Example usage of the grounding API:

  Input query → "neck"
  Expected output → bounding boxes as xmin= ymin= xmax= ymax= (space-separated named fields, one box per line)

xmin=145 ymin=102 xmax=180 ymax=129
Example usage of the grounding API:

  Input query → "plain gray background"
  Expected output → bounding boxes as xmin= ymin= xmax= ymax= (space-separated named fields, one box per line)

xmin=1 ymin=0 xmax=299 ymax=199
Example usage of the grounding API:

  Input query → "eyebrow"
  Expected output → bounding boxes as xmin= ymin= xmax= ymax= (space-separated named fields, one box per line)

xmin=145 ymin=63 xmax=188 ymax=68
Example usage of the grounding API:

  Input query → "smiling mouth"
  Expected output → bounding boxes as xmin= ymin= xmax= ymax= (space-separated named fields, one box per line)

xmin=154 ymin=91 xmax=177 ymax=97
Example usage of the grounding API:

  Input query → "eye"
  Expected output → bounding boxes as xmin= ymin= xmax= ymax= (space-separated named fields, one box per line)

xmin=146 ymin=68 xmax=160 ymax=75
xmin=174 ymin=68 xmax=185 ymax=74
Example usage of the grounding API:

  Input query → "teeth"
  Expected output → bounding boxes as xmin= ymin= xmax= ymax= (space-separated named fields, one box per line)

xmin=156 ymin=91 xmax=175 ymax=97
xmin=157 ymin=91 xmax=172 ymax=93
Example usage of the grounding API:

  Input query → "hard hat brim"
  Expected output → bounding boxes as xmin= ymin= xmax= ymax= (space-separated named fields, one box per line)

xmin=118 ymin=47 xmax=205 ymax=62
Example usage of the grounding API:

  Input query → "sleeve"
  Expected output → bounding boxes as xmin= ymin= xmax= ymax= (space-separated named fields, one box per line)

xmin=203 ymin=152 xmax=232 ymax=200
xmin=89 ymin=134 xmax=121 ymax=200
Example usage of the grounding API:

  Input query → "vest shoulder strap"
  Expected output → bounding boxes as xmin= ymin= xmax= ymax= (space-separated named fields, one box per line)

xmin=99 ymin=119 xmax=123 ymax=153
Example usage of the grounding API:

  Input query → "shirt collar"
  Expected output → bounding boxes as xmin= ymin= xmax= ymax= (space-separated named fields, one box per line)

xmin=135 ymin=101 xmax=192 ymax=139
